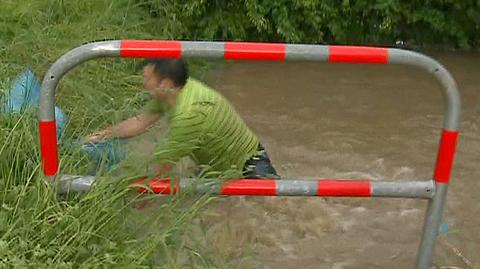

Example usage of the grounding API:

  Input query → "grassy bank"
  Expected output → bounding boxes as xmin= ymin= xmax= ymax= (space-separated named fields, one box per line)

xmin=0 ymin=0 xmax=225 ymax=268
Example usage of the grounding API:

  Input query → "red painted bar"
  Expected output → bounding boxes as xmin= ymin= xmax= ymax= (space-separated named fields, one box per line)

xmin=132 ymin=178 xmax=178 ymax=194
xmin=329 ymin=46 xmax=388 ymax=64
xmin=433 ymin=130 xmax=459 ymax=183
xmin=317 ymin=179 xmax=371 ymax=196
xmin=39 ymin=121 xmax=58 ymax=176
xmin=131 ymin=178 xmax=376 ymax=197
xmin=220 ymin=179 xmax=277 ymax=195
xmin=224 ymin=42 xmax=286 ymax=61
xmin=120 ymin=40 xmax=182 ymax=58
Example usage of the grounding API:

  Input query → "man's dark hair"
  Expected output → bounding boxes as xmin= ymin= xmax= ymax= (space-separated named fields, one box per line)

xmin=142 ymin=58 xmax=188 ymax=87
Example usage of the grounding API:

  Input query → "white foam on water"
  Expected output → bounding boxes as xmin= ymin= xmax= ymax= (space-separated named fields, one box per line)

xmin=400 ymin=208 xmax=422 ymax=217
xmin=332 ymin=261 xmax=353 ymax=269
xmin=350 ymin=207 xmax=367 ymax=213
xmin=392 ymin=166 xmax=415 ymax=179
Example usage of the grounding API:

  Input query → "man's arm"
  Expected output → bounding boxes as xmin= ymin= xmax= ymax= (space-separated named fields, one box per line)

xmin=86 ymin=112 xmax=161 ymax=143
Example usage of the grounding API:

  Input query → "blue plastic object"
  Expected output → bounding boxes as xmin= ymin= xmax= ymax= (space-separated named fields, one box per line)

xmin=81 ymin=139 xmax=128 ymax=174
xmin=2 ymin=69 xmax=128 ymax=174
xmin=1 ymin=69 xmax=67 ymax=140
xmin=1 ymin=69 xmax=40 ymax=113
xmin=54 ymin=106 xmax=67 ymax=139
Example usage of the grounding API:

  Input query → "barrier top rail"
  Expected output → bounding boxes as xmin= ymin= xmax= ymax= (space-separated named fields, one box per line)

xmin=38 ymin=40 xmax=461 ymax=269
xmin=39 ymin=40 xmax=460 ymax=180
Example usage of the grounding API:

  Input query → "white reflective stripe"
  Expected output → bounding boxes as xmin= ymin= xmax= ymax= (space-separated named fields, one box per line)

xmin=285 ymin=44 xmax=329 ymax=61
xmin=181 ymin=41 xmax=224 ymax=58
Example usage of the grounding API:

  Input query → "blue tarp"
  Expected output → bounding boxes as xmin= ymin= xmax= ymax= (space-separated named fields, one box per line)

xmin=81 ymin=138 xmax=127 ymax=174
xmin=1 ymin=69 xmax=127 ymax=174
xmin=1 ymin=69 xmax=67 ymax=140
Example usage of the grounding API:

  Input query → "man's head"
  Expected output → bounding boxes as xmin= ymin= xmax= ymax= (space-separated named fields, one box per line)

xmin=142 ymin=59 xmax=188 ymax=100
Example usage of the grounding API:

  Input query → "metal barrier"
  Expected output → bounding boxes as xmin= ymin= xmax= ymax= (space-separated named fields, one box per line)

xmin=38 ymin=40 xmax=461 ymax=269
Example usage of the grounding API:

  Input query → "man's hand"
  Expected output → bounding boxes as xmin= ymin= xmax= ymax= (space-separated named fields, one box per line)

xmin=85 ymin=129 xmax=111 ymax=143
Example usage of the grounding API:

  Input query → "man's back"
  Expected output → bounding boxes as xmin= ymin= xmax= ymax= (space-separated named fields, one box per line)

xmin=154 ymin=78 xmax=260 ymax=173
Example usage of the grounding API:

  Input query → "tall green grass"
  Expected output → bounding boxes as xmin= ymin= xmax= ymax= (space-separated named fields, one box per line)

xmin=0 ymin=1 xmax=229 ymax=268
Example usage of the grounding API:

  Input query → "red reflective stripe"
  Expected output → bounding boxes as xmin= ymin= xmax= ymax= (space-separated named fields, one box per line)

xmin=39 ymin=121 xmax=58 ymax=176
xmin=317 ymin=180 xmax=371 ymax=196
xmin=433 ymin=130 xmax=459 ymax=183
xmin=221 ymin=179 xmax=277 ymax=195
xmin=224 ymin=42 xmax=286 ymax=61
xmin=329 ymin=46 xmax=388 ymax=64
xmin=131 ymin=178 xmax=150 ymax=193
xmin=132 ymin=178 xmax=178 ymax=194
xmin=120 ymin=40 xmax=182 ymax=58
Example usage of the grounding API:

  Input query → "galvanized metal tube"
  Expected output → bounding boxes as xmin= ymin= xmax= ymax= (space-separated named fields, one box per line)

xmin=371 ymin=181 xmax=435 ymax=199
xmin=416 ymin=183 xmax=449 ymax=269
xmin=388 ymin=49 xmax=461 ymax=130
xmin=181 ymin=41 xmax=225 ymax=58
xmin=40 ymin=41 xmax=462 ymax=269
xmin=39 ymin=41 xmax=121 ymax=121
xmin=61 ymin=176 xmax=435 ymax=199
xmin=285 ymin=44 xmax=329 ymax=61
xmin=387 ymin=50 xmax=460 ymax=267
xmin=58 ymin=174 xmax=96 ymax=194
xmin=276 ymin=180 xmax=318 ymax=196
xmin=39 ymin=41 xmax=121 ymax=179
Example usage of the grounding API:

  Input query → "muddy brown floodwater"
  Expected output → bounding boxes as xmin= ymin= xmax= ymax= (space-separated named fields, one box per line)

xmin=183 ymin=52 xmax=480 ymax=269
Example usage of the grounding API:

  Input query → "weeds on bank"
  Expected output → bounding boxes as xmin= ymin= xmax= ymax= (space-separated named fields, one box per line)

xmin=0 ymin=0 xmax=230 ymax=267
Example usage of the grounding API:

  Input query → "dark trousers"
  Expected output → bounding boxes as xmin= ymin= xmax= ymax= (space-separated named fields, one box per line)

xmin=242 ymin=143 xmax=279 ymax=179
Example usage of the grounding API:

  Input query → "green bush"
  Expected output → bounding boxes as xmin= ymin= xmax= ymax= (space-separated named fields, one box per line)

xmin=138 ymin=0 xmax=480 ymax=49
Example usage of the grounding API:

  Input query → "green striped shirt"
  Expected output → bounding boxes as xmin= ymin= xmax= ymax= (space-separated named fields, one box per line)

xmin=145 ymin=78 xmax=260 ymax=173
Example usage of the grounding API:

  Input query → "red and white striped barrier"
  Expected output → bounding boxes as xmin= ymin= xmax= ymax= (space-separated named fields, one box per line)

xmin=119 ymin=40 xmax=389 ymax=63
xmin=39 ymin=40 xmax=461 ymax=269
xmin=127 ymin=178 xmax=434 ymax=199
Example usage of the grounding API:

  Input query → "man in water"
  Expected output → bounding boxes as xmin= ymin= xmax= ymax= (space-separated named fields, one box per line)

xmin=86 ymin=59 xmax=278 ymax=179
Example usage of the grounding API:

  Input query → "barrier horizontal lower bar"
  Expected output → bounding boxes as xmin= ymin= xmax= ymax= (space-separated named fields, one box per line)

xmin=58 ymin=175 xmax=434 ymax=199
xmin=134 ymin=178 xmax=434 ymax=198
